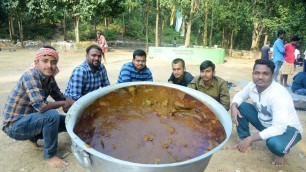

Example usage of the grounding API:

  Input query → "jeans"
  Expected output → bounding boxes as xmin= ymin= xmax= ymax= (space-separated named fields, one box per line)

xmin=5 ymin=109 xmax=66 ymax=160
xmin=274 ymin=61 xmax=283 ymax=81
xmin=236 ymin=102 xmax=302 ymax=157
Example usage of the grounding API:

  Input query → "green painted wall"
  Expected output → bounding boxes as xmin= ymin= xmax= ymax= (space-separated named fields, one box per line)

xmin=148 ymin=47 xmax=225 ymax=64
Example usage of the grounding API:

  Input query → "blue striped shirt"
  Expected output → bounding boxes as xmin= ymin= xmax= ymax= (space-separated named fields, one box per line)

xmin=65 ymin=61 xmax=110 ymax=101
xmin=117 ymin=62 xmax=153 ymax=83
xmin=273 ymin=38 xmax=285 ymax=62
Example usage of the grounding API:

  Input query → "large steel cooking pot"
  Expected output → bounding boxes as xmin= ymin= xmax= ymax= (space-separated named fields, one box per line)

xmin=66 ymin=82 xmax=232 ymax=172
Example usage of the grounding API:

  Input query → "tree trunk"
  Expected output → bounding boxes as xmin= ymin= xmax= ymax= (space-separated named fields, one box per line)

xmin=221 ymin=27 xmax=225 ymax=48
xmin=8 ymin=17 xmax=13 ymax=42
xmin=104 ymin=18 xmax=108 ymax=30
xmin=195 ymin=28 xmax=201 ymax=45
xmin=93 ymin=16 xmax=97 ymax=31
xmin=203 ymin=0 xmax=209 ymax=47
xmin=230 ymin=3 xmax=239 ymax=56
xmin=18 ymin=20 xmax=24 ymax=48
xmin=146 ymin=0 xmax=149 ymax=51
xmin=209 ymin=5 xmax=214 ymax=47
xmin=250 ymin=0 xmax=263 ymax=50
xmin=230 ymin=29 xmax=234 ymax=56
xmin=185 ymin=0 xmax=194 ymax=48
xmin=158 ymin=8 xmax=163 ymax=46
xmin=155 ymin=0 xmax=159 ymax=47
xmin=9 ymin=17 xmax=15 ymax=43
xmin=122 ymin=13 xmax=125 ymax=40
xmin=75 ymin=17 xmax=80 ymax=43
xmin=63 ymin=10 xmax=67 ymax=41
xmin=264 ymin=30 xmax=268 ymax=45
xmin=250 ymin=21 xmax=263 ymax=50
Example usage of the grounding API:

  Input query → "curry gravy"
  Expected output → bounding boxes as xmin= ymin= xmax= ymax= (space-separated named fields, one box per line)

xmin=74 ymin=85 xmax=226 ymax=164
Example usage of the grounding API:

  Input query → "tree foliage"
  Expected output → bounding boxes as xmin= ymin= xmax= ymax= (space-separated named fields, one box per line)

xmin=1 ymin=0 xmax=306 ymax=50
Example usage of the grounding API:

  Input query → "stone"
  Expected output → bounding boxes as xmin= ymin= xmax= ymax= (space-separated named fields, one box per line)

xmin=286 ymin=87 xmax=306 ymax=111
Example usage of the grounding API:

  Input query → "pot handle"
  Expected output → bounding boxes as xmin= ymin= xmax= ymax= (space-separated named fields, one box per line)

xmin=71 ymin=141 xmax=91 ymax=168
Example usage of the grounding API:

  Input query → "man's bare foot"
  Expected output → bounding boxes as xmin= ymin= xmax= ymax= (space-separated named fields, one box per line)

xmin=223 ymin=143 xmax=253 ymax=150
xmin=46 ymin=156 xmax=68 ymax=168
xmin=271 ymin=155 xmax=285 ymax=167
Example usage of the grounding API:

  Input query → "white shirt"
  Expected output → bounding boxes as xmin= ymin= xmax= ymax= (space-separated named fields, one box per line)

xmin=294 ymin=49 xmax=300 ymax=60
xmin=232 ymin=81 xmax=303 ymax=140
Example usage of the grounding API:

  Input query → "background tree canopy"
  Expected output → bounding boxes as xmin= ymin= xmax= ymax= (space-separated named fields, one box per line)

xmin=0 ymin=0 xmax=305 ymax=51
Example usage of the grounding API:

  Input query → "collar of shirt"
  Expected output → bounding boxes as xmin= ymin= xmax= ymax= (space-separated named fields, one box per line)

xmin=277 ymin=38 xmax=284 ymax=44
xmin=199 ymin=76 xmax=217 ymax=89
xmin=251 ymin=81 xmax=274 ymax=94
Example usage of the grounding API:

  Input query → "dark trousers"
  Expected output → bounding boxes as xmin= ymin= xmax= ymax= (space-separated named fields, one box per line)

xmin=237 ymin=102 xmax=301 ymax=157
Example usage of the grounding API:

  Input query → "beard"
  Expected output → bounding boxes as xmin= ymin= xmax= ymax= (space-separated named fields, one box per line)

xmin=88 ymin=61 xmax=100 ymax=70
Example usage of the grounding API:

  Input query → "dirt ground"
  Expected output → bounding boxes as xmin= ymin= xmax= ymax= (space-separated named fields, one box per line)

xmin=0 ymin=47 xmax=305 ymax=172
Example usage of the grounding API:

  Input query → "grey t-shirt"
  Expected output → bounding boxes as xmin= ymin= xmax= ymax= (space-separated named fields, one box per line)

xmin=261 ymin=45 xmax=270 ymax=60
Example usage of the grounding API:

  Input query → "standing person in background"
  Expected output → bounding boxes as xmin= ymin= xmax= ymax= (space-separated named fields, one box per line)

xmin=172 ymin=37 xmax=177 ymax=47
xmin=294 ymin=45 xmax=300 ymax=70
xmin=261 ymin=41 xmax=271 ymax=60
xmin=272 ymin=30 xmax=286 ymax=82
xmin=97 ymin=31 xmax=108 ymax=63
xmin=280 ymin=35 xmax=300 ymax=87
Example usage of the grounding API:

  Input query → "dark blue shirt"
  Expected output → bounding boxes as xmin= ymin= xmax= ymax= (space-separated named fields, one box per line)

xmin=168 ymin=71 xmax=194 ymax=87
xmin=291 ymin=72 xmax=306 ymax=92
xmin=117 ymin=62 xmax=153 ymax=83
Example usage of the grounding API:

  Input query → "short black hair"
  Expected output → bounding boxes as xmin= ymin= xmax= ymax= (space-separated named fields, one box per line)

xmin=200 ymin=60 xmax=215 ymax=71
xmin=43 ymin=45 xmax=57 ymax=51
xmin=277 ymin=29 xmax=286 ymax=36
xmin=253 ymin=59 xmax=275 ymax=74
xmin=86 ymin=45 xmax=102 ymax=54
xmin=172 ymin=58 xmax=185 ymax=68
xmin=291 ymin=35 xmax=300 ymax=42
xmin=133 ymin=49 xmax=146 ymax=59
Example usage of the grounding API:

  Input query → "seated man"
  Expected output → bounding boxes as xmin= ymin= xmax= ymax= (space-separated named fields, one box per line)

xmin=229 ymin=59 xmax=303 ymax=166
xmin=65 ymin=45 xmax=110 ymax=102
xmin=168 ymin=58 xmax=193 ymax=87
xmin=117 ymin=49 xmax=153 ymax=83
xmin=2 ymin=46 xmax=73 ymax=168
xmin=188 ymin=60 xmax=230 ymax=110
xmin=292 ymin=60 xmax=306 ymax=95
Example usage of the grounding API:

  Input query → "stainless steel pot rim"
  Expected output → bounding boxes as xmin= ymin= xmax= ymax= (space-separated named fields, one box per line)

xmin=66 ymin=82 xmax=232 ymax=167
